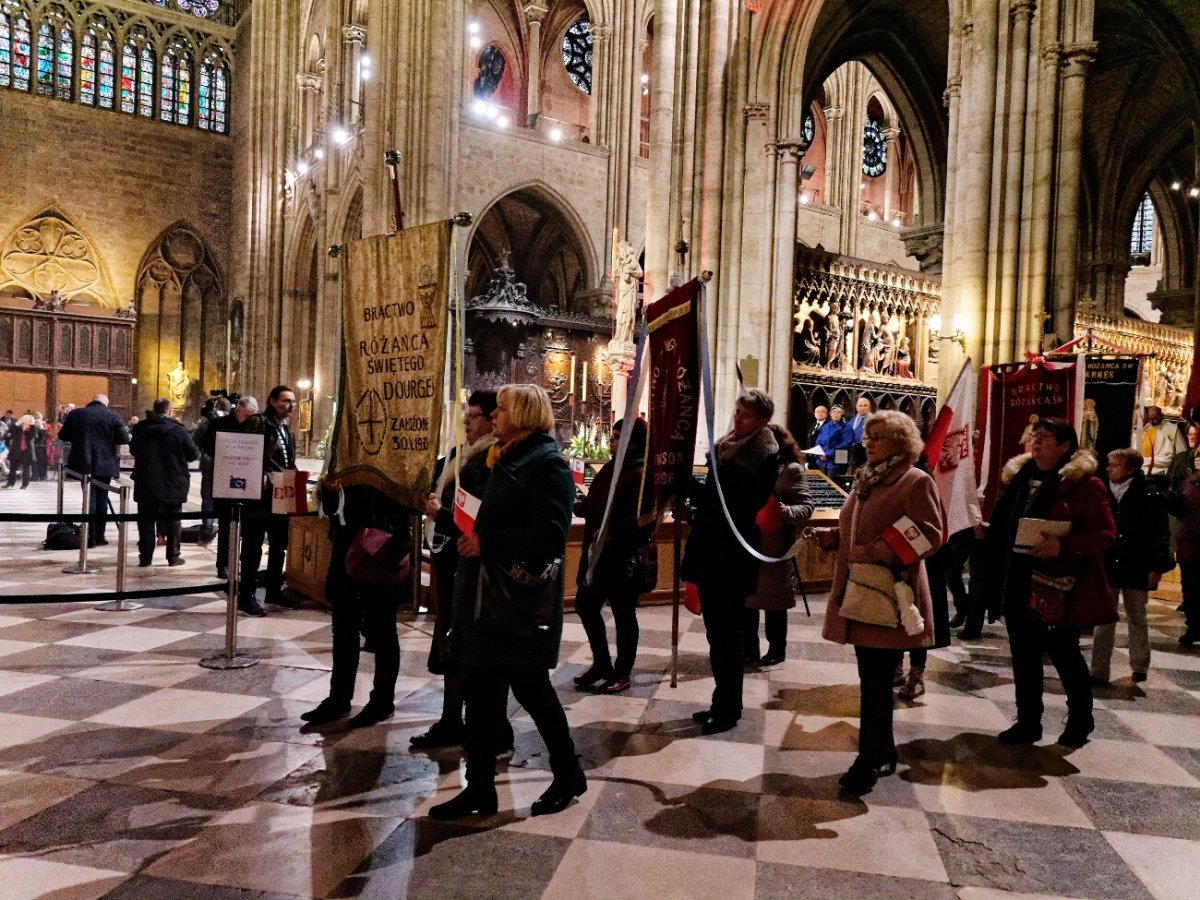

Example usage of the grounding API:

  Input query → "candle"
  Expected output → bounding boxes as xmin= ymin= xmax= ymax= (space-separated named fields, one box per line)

xmin=569 ymin=355 xmax=576 ymax=395
xmin=581 ymin=362 xmax=588 ymax=402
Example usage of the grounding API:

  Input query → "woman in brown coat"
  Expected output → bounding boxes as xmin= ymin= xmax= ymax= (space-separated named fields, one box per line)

xmin=815 ymin=411 xmax=944 ymax=792
xmin=744 ymin=424 xmax=814 ymax=665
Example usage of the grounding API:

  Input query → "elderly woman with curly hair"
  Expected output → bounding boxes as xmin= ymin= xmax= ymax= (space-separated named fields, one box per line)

xmin=431 ymin=384 xmax=583 ymax=821
xmin=814 ymin=410 xmax=944 ymax=792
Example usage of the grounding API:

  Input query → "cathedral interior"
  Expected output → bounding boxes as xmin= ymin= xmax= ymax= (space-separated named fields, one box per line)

xmin=2 ymin=1 xmax=1200 ymax=897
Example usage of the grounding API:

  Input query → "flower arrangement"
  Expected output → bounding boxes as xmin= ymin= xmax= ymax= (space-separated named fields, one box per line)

xmin=566 ymin=421 xmax=612 ymax=462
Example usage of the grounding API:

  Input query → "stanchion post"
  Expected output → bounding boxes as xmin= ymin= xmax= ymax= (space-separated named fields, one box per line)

xmin=98 ymin=483 xmax=140 ymax=612
xmin=56 ymin=461 xmax=64 ymax=514
xmin=201 ymin=502 xmax=258 ymax=669
xmin=64 ymin=478 xmax=99 ymax=575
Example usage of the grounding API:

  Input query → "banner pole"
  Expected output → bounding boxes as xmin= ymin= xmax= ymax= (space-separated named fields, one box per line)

xmin=671 ymin=504 xmax=681 ymax=688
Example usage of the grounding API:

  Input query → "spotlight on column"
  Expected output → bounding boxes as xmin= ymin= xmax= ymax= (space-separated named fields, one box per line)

xmin=468 ymin=21 xmax=480 ymax=34
xmin=497 ymin=115 xmax=509 ymax=129
xmin=549 ymin=128 xmax=563 ymax=142
xmin=296 ymin=161 xmax=309 ymax=176
xmin=332 ymin=126 xmax=350 ymax=145
xmin=1191 ymin=187 xmax=1200 ymax=199
xmin=470 ymin=35 xmax=482 ymax=49
xmin=1171 ymin=181 xmax=1182 ymax=191
xmin=313 ymin=147 xmax=325 ymax=160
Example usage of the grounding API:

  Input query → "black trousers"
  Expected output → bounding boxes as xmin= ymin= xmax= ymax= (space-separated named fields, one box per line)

xmin=1181 ymin=561 xmax=1200 ymax=633
xmin=327 ymin=546 xmax=400 ymax=709
xmin=576 ymin=579 xmax=641 ymax=679
xmin=742 ymin=608 xmax=787 ymax=659
xmin=137 ymin=500 xmax=181 ymax=562
xmin=88 ymin=476 xmax=111 ymax=542
xmin=700 ymin=581 xmax=749 ymax=720
xmin=239 ymin=508 xmax=289 ymax=601
xmin=463 ymin=665 xmax=575 ymax=786
xmin=1006 ymin=605 xmax=1092 ymax=726
xmin=215 ymin=503 xmax=232 ymax=572
xmin=5 ymin=459 xmax=31 ymax=488
xmin=855 ymin=645 xmax=902 ymax=766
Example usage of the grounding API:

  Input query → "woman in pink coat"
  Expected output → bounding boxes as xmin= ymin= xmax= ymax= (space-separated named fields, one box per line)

xmin=814 ymin=410 xmax=944 ymax=792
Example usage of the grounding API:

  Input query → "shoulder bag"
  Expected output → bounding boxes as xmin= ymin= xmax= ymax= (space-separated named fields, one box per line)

xmin=344 ymin=526 xmax=412 ymax=586
xmin=1029 ymin=570 xmax=1074 ymax=626
xmin=839 ymin=498 xmax=901 ymax=627
xmin=476 ymin=559 xmax=561 ymax=637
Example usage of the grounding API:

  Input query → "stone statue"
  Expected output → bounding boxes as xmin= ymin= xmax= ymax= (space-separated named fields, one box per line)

xmin=859 ymin=314 xmax=881 ymax=373
xmin=877 ymin=320 xmax=897 ymax=376
xmin=612 ymin=241 xmax=641 ymax=347
xmin=894 ymin=335 xmax=913 ymax=378
xmin=795 ymin=316 xmax=821 ymax=366
xmin=167 ymin=361 xmax=189 ymax=412
xmin=825 ymin=302 xmax=844 ymax=369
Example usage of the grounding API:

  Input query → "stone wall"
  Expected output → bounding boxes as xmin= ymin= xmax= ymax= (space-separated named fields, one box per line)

xmin=0 ymin=90 xmax=234 ymax=306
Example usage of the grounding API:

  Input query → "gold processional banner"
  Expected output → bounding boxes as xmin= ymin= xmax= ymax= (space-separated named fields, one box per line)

xmin=331 ymin=221 xmax=452 ymax=508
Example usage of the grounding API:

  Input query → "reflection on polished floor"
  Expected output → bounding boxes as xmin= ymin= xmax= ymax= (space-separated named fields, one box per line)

xmin=0 ymin=486 xmax=1199 ymax=897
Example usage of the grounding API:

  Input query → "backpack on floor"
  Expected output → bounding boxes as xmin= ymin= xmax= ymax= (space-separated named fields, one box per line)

xmin=43 ymin=522 xmax=81 ymax=551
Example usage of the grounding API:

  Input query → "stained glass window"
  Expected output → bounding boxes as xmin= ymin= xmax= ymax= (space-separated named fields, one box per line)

xmin=138 ymin=44 xmax=154 ymax=116
xmin=80 ymin=30 xmax=95 ymax=103
xmin=473 ymin=45 xmax=505 ymax=99
xmin=153 ymin=0 xmax=221 ymax=19
xmin=562 ymin=17 xmax=592 ymax=95
xmin=160 ymin=47 xmax=175 ymax=121
xmin=862 ymin=118 xmax=887 ymax=177
xmin=198 ymin=51 xmax=230 ymax=133
xmin=1131 ymin=194 xmax=1154 ymax=261
xmin=176 ymin=48 xmax=190 ymax=125
xmin=35 ymin=21 xmax=51 ymax=95
xmin=13 ymin=13 xmax=31 ymax=92
xmin=98 ymin=35 xmax=114 ymax=108
xmin=0 ymin=12 xmax=10 ymax=89
xmin=120 ymin=40 xmax=136 ymax=112
xmin=55 ymin=24 xmax=71 ymax=100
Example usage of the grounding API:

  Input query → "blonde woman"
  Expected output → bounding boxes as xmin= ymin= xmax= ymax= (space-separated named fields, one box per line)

xmin=813 ymin=411 xmax=944 ymax=792
xmin=432 ymin=384 xmax=583 ymax=820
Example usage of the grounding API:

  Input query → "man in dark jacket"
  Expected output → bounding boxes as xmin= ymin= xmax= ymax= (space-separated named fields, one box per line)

xmin=130 ymin=399 xmax=199 ymax=566
xmin=204 ymin=396 xmax=259 ymax=581
xmin=1091 ymin=448 xmax=1173 ymax=684
xmin=192 ymin=396 xmax=232 ymax=539
xmin=59 ymin=394 xmax=130 ymax=546
xmin=238 ymin=385 xmax=298 ymax=616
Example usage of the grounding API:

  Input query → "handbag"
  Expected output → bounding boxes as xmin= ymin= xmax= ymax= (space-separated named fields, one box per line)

xmin=625 ymin=543 xmax=659 ymax=594
xmin=838 ymin=498 xmax=900 ymax=627
xmin=476 ymin=559 xmax=561 ymax=637
xmin=344 ymin=526 xmax=412 ymax=586
xmin=1029 ymin=570 xmax=1075 ymax=625
xmin=841 ymin=562 xmax=901 ymax=626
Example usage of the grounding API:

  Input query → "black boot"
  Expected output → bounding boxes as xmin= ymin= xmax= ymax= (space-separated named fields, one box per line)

xmin=300 ymin=699 xmax=350 ymax=726
xmin=428 ymin=784 xmax=499 ymax=820
xmin=531 ymin=760 xmax=587 ymax=816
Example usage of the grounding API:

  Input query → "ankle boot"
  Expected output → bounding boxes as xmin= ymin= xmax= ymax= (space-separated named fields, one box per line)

xmin=892 ymin=659 xmax=907 ymax=687
xmin=897 ymin=667 xmax=925 ymax=700
xmin=531 ymin=760 xmax=587 ymax=816
xmin=428 ymin=784 xmax=499 ymax=821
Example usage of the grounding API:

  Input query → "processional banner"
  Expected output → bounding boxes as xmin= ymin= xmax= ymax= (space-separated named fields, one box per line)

xmin=641 ymin=278 xmax=701 ymax=524
xmin=331 ymin=221 xmax=452 ymax=508
xmin=1068 ymin=356 xmax=1142 ymax=464
xmin=977 ymin=357 xmax=1085 ymax=519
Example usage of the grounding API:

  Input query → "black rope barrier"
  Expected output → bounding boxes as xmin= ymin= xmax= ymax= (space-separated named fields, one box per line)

xmin=0 ymin=580 xmax=229 ymax=605
xmin=0 ymin=510 xmax=320 ymax=523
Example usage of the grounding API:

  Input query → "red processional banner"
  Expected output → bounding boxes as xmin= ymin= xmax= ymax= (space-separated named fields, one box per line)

xmin=977 ymin=357 xmax=1085 ymax=519
xmin=641 ymin=279 xmax=702 ymax=525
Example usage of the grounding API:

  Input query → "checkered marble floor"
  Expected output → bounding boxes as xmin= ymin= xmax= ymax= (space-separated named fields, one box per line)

xmin=1 ymin=481 xmax=1199 ymax=898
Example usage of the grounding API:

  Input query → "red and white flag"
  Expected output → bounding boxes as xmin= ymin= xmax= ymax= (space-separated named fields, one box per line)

xmin=569 ymin=457 xmax=587 ymax=486
xmin=883 ymin=515 xmax=934 ymax=565
xmin=923 ymin=359 xmax=982 ymax=539
xmin=453 ymin=486 xmax=481 ymax=535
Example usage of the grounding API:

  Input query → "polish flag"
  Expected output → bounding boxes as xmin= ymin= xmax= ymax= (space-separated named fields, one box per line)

xmin=569 ymin=457 xmax=587 ymax=485
xmin=922 ymin=359 xmax=982 ymax=539
xmin=883 ymin=515 xmax=934 ymax=565
xmin=453 ymin=487 xmax=481 ymax=535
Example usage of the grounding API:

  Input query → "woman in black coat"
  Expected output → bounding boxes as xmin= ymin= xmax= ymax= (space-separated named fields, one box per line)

xmin=574 ymin=416 xmax=654 ymax=694
xmin=681 ymin=389 xmax=781 ymax=734
xmin=431 ymin=384 xmax=581 ymax=821
xmin=301 ymin=483 xmax=411 ymax=729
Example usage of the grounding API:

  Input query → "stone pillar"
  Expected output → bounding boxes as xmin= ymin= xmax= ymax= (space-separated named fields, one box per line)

xmin=523 ymin=4 xmax=547 ymax=127
xmin=342 ymin=23 xmax=367 ymax=128
xmin=587 ymin=22 xmax=612 ymax=143
xmin=822 ymin=106 xmax=846 ymax=209
xmin=643 ymin=0 xmax=677 ymax=297
xmin=1051 ymin=41 xmax=1098 ymax=340
xmin=882 ymin=126 xmax=900 ymax=220
xmin=1001 ymin=0 xmax=1036 ymax=353
xmin=769 ymin=142 xmax=803 ymax=396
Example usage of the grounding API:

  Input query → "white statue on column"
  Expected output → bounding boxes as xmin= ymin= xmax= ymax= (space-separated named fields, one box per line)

xmin=611 ymin=241 xmax=641 ymax=349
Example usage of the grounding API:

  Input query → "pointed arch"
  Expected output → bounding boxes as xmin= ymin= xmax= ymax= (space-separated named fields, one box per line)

xmin=0 ymin=204 xmax=116 ymax=307
xmin=134 ymin=222 xmax=225 ymax=413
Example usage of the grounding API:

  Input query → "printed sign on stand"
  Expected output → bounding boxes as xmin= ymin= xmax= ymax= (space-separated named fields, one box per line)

xmin=213 ymin=432 xmax=265 ymax=501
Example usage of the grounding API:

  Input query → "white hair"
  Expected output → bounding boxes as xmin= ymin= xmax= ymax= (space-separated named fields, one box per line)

xmin=93 ymin=394 xmax=109 ymax=406
xmin=237 ymin=396 xmax=259 ymax=414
